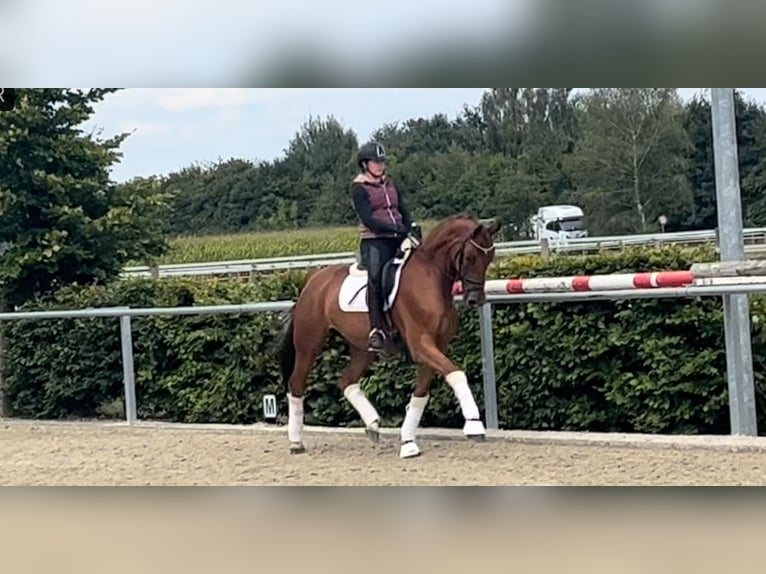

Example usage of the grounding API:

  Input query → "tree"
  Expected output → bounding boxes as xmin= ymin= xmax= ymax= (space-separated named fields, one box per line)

xmin=161 ymin=162 xmax=212 ymax=234
xmin=565 ymin=88 xmax=693 ymax=235
xmin=681 ymin=95 xmax=717 ymax=230
xmin=279 ymin=115 xmax=358 ymax=226
xmin=153 ymin=88 xmax=766 ymax=239
xmin=370 ymin=114 xmax=471 ymax=158
xmin=682 ymin=90 xmax=766 ymax=230
xmin=0 ymin=89 xmax=170 ymax=310
xmin=741 ymin=111 xmax=766 ymax=227
xmin=475 ymin=88 xmax=579 ymax=206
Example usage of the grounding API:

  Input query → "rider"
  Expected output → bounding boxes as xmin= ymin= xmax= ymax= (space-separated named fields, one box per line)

xmin=351 ymin=141 xmax=414 ymax=352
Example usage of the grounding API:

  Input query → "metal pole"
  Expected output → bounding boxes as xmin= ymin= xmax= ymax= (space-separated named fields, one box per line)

xmin=119 ymin=313 xmax=137 ymax=424
xmin=478 ymin=303 xmax=499 ymax=430
xmin=0 ymin=322 xmax=6 ymax=417
xmin=710 ymin=88 xmax=758 ymax=436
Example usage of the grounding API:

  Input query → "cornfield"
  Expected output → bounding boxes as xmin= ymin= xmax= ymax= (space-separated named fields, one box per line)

xmin=157 ymin=221 xmax=439 ymax=264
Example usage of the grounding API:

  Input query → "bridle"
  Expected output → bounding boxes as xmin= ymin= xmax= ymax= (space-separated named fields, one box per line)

xmin=451 ymin=234 xmax=495 ymax=291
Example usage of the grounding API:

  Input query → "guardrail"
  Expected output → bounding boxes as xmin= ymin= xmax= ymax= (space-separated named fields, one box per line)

xmin=1 ymin=274 xmax=763 ymax=437
xmin=120 ymin=227 xmax=766 ymax=280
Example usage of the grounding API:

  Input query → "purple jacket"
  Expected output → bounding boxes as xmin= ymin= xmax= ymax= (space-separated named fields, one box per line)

xmin=351 ymin=173 xmax=411 ymax=240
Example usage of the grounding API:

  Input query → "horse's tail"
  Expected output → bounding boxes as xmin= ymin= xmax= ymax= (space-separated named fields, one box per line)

xmin=277 ymin=304 xmax=297 ymax=391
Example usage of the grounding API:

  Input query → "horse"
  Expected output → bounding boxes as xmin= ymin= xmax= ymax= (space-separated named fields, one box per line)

xmin=276 ymin=214 xmax=501 ymax=458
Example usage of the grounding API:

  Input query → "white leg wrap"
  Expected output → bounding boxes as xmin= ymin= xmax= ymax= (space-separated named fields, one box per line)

xmin=401 ymin=394 xmax=429 ymax=443
xmin=400 ymin=441 xmax=421 ymax=458
xmin=445 ymin=370 xmax=480 ymax=420
xmin=287 ymin=394 xmax=304 ymax=443
xmin=343 ymin=384 xmax=380 ymax=428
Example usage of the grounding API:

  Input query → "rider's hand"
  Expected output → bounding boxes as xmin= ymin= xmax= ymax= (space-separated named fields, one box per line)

xmin=406 ymin=223 xmax=422 ymax=247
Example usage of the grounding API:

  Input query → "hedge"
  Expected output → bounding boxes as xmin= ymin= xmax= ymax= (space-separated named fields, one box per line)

xmin=3 ymin=244 xmax=766 ymax=435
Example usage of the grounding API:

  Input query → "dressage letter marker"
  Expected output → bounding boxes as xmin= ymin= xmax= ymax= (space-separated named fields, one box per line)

xmin=0 ymin=88 xmax=15 ymax=111
xmin=262 ymin=394 xmax=278 ymax=422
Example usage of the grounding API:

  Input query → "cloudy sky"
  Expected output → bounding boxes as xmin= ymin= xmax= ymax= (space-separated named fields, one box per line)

xmin=2 ymin=2 xmax=763 ymax=181
xmin=81 ymin=88 xmax=766 ymax=183
xmin=84 ymin=89 xmax=489 ymax=181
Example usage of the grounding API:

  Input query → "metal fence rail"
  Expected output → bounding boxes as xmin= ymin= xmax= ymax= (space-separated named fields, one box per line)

xmin=121 ymin=227 xmax=766 ymax=279
xmin=1 ymin=280 xmax=764 ymax=436
xmin=0 ymin=302 xmax=294 ymax=424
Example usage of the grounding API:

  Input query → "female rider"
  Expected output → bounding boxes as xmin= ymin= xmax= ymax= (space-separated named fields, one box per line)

xmin=350 ymin=141 xmax=416 ymax=352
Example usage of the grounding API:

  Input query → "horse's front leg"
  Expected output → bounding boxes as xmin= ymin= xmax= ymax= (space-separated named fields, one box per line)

xmin=408 ymin=335 xmax=486 ymax=441
xmin=399 ymin=364 xmax=434 ymax=458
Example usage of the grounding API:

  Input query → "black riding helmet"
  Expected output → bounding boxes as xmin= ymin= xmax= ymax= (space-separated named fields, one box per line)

xmin=357 ymin=141 xmax=387 ymax=169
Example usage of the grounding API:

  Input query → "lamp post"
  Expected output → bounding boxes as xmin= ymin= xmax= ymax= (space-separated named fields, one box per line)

xmin=658 ymin=214 xmax=667 ymax=233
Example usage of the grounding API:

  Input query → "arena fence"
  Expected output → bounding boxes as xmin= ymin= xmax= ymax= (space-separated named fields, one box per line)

xmin=1 ymin=269 xmax=765 ymax=436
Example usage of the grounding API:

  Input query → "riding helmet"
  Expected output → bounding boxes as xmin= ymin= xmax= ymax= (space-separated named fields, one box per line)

xmin=357 ymin=141 xmax=387 ymax=168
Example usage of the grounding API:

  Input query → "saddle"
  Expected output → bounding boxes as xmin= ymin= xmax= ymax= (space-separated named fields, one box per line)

xmin=352 ymin=235 xmax=416 ymax=297
xmin=340 ymin=235 xmax=419 ymax=316
xmin=339 ymin=234 xmax=421 ymax=359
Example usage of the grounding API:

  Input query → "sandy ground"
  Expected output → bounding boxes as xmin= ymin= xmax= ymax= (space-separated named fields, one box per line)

xmin=2 ymin=421 xmax=766 ymax=485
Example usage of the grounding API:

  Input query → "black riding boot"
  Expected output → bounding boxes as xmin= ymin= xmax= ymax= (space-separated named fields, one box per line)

xmin=367 ymin=284 xmax=387 ymax=352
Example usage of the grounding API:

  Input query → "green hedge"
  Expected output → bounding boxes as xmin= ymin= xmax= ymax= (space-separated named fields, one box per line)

xmin=3 ymin=245 xmax=766 ymax=434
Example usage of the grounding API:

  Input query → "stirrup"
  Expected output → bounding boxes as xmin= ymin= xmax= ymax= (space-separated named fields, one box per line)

xmin=367 ymin=328 xmax=387 ymax=351
xmin=368 ymin=328 xmax=386 ymax=340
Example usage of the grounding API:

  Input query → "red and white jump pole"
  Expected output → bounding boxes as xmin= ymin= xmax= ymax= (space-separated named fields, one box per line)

xmin=452 ymin=270 xmax=696 ymax=296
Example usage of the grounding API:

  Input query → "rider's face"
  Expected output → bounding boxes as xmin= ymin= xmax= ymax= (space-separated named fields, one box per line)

xmin=367 ymin=160 xmax=385 ymax=177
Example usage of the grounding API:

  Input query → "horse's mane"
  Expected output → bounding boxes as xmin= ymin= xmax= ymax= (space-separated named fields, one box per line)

xmin=419 ymin=214 xmax=478 ymax=258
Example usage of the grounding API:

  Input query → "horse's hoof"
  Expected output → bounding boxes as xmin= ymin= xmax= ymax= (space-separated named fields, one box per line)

xmin=289 ymin=442 xmax=306 ymax=454
xmin=399 ymin=441 xmax=421 ymax=459
xmin=463 ymin=419 xmax=486 ymax=441
xmin=365 ymin=422 xmax=381 ymax=444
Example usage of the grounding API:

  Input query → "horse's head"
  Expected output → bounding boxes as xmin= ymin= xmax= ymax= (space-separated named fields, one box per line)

xmin=420 ymin=215 xmax=502 ymax=307
xmin=456 ymin=219 xmax=501 ymax=307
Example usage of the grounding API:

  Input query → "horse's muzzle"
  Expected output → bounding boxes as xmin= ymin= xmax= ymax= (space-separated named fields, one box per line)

xmin=464 ymin=290 xmax=486 ymax=307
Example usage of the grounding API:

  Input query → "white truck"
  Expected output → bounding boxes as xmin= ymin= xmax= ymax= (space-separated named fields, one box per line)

xmin=530 ymin=205 xmax=588 ymax=246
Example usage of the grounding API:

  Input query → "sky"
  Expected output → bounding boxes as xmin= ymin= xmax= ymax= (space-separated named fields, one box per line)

xmin=2 ymin=2 xmax=763 ymax=181
xmin=81 ymin=88 xmax=766 ymax=183
xmin=0 ymin=0 xmax=522 ymax=86
xmin=83 ymin=88 xmax=488 ymax=181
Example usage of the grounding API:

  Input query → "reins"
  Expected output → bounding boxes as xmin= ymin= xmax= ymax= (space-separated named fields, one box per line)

xmin=408 ymin=220 xmax=496 ymax=293
xmin=450 ymin=233 xmax=495 ymax=290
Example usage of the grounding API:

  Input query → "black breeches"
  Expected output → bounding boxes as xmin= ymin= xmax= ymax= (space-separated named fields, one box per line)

xmin=360 ymin=238 xmax=400 ymax=329
xmin=361 ymin=238 xmax=399 ymax=287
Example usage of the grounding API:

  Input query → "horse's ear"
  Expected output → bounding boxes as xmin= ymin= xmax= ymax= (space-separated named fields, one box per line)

xmin=476 ymin=218 xmax=501 ymax=238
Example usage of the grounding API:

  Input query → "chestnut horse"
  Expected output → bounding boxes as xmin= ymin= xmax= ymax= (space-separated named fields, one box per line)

xmin=276 ymin=215 xmax=501 ymax=458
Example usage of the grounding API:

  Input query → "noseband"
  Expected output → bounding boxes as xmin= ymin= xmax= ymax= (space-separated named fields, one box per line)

xmin=452 ymin=235 xmax=495 ymax=291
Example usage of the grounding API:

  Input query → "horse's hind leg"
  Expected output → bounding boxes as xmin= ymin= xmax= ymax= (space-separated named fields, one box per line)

xmin=337 ymin=348 xmax=380 ymax=443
